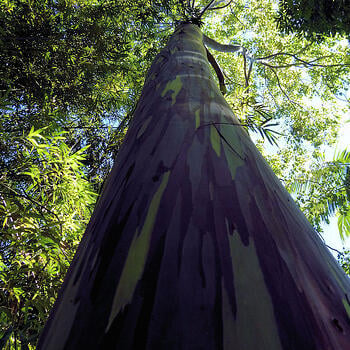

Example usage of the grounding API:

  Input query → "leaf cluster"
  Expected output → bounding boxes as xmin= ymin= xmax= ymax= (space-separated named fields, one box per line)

xmin=0 ymin=0 xmax=174 ymax=113
xmin=0 ymin=127 xmax=97 ymax=348
xmin=277 ymin=0 xmax=350 ymax=39
xmin=285 ymin=149 xmax=350 ymax=238
xmin=338 ymin=249 xmax=350 ymax=276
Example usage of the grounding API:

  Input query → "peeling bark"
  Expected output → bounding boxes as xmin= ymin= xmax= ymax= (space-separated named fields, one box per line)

xmin=38 ymin=23 xmax=350 ymax=350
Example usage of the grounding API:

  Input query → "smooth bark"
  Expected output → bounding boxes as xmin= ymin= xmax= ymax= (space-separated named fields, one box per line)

xmin=38 ymin=23 xmax=350 ymax=350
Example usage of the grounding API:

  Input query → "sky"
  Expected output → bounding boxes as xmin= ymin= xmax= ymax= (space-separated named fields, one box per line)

xmin=322 ymin=119 xmax=350 ymax=254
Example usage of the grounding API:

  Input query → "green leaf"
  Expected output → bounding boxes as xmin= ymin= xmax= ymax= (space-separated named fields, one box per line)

xmin=338 ymin=213 xmax=350 ymax=241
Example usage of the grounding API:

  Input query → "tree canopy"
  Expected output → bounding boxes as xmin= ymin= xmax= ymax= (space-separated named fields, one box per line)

xmin=1 ymin=0 xmax=349 ymax=348
xmin=277 ymin=0 xmax=350 ymax=39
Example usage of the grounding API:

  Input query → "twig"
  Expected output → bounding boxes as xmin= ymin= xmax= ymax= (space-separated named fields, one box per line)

xmin=257 ymin=52 xmax=347 ymax=69
xmin=264 ymin=75 xmax=280 ymax=108
xmin=243 ymin=53 xmax=248 ymax=88
xmin=212 ymin=122 xmax=245 ymax=160
xmin=229 ymin=4 xmax=246 ymax=27
xmin=200 ymin=0 xmax=216 ymax=17
xmin=322 ymin=75 xmax=350 ymax=103
xmin=326 ymin=244 xmax=343 ymax=255
xmin=264 ymin=65 xmax=301 ymax=108
xmin=247 ymin=59 xmax=254 ymax=84
xmin=209 ymin=0 xmax=234 ymax=11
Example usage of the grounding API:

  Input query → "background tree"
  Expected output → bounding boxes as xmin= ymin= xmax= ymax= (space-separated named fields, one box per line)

xmin=286 ymin=150 xmax=350 ymax=239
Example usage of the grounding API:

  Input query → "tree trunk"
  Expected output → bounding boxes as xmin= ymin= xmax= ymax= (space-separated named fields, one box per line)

xmin=38 ymin=23 xmax=350 ymax=350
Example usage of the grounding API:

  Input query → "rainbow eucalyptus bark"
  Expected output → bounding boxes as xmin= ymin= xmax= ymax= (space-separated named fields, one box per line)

xmin=38 ymin=24 xmax=350 ymax=349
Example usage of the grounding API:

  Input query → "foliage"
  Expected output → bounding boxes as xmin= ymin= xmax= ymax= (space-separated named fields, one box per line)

xmin=202 ymin=1 xmax=347 ymax=143
xmin=0 ymin=0 xmax=175 ymax=112
xmin=0 ymin=127 xmax=97 ymax=348
xmin=280 ymin=149 xmax=350 ymax=238
xmin=274 ymin=0 xmax=350 ymax=238
xmin=338 ymin=249 xmax=350 ymax=276
xmin=277 ymin=0 xmax=350 ymax=39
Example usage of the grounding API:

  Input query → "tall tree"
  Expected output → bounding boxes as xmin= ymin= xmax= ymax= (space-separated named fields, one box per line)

xmin=2 ymin=0 xmax=350 ymax=347
xmin=38 ymin=19 xmax=350 ymax=350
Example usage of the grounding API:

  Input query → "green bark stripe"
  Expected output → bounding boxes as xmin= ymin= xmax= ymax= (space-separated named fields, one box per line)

xmin=342 ymin=298 xmax=350 ymax=319
xmin=223 ymin=143 xmax=244 ymax=179
xmin=195 ymin=109 xmax=200 ymax=129
xmin=220 ymin=125 xmax=244 ymax=179
xmin=161 ymin=75 xmax=182 ymax=105
xmin=137 ymin=116 xmax=152 ymax=139
xmin=106 ymin=171 xmax=170 ymax=331
xmin=224 ymin=230 xmax=283 ymax=349
xmin=210 ymin=125 xmax=221 ymax=157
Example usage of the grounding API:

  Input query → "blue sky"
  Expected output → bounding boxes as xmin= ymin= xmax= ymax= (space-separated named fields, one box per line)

xmin=322 ymin=119 xmax=350 ymax=253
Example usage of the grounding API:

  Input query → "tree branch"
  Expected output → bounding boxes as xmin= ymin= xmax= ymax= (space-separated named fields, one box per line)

xmin=200 ymin=0 xmax=216 ymax=17
xmin=203 ymin=34 xmax=243 ymax=53
xmin=243 ymin=53 xmax=248 ymax=88
xmin=243 ymin=52 xmax=254 ymax=89
xmin=264 ymin=65 xmax=301 ymax=107
xmin=257 ymin=52 xmax=347 ymax=69
xmin=209 ymin=0 xmax=234 ymax=11
xmin=206 ymin=48 xmax=226 ymax=94
xmin=326 ymin=244 xmax=343 ymax=255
